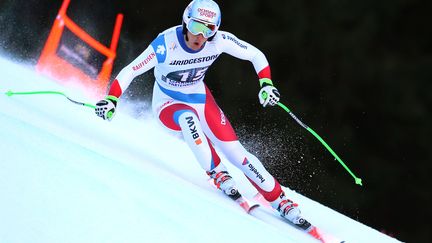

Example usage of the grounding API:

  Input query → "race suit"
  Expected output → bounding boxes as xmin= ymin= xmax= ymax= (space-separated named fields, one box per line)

xmin=107 ymin=25 xmax=282 ymax=202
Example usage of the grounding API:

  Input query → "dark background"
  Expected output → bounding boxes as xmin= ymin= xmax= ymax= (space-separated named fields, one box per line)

xmin=1 ymin=0 xmax=430 ymax=242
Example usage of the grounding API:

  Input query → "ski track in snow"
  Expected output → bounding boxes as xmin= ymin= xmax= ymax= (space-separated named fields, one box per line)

xmin=0 ymin=56 xmax=402 ymax=243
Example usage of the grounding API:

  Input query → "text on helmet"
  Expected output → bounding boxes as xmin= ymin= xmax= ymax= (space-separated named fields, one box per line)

xmin=197 ymin=8 xmax=216 ymax=18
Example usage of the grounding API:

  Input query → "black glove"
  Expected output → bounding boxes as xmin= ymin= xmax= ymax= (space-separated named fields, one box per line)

xmin=95 ymin=96 xmax=118 ymax=121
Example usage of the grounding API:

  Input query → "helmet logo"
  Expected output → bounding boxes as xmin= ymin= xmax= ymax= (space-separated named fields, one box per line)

xmin=197 ymin=8 xmax=216 ymax=18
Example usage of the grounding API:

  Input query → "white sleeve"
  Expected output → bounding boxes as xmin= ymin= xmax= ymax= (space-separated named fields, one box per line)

xmin=215 ymin=31 xmax=269 ymax=73
xmin=114 ymin=45 xmax=158 ymax=93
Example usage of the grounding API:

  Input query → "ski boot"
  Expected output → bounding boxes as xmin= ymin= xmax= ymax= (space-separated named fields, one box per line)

xmin=208 ymin=170 xmax=241 ymax=200
xmin=271 ymin=192 xmax=312 ymax=232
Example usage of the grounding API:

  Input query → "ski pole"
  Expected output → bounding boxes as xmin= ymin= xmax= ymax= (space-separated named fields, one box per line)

xmin=277 ymin=102 xmax=363 ymax=186
xmin=5 ymin=90 xmax=96 ymax=109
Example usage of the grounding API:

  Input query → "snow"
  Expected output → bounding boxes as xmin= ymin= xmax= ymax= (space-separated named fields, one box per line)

xmin=0 ymin=56 xmax=402 ymax=243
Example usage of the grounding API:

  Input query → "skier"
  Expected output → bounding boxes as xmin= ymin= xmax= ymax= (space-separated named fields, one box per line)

xmin=95 ymin=0 xmax=310 ymax=230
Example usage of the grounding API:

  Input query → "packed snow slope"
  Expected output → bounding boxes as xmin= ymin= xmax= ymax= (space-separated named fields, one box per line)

xmin=0 ymin=56 xmax=402 ymax=243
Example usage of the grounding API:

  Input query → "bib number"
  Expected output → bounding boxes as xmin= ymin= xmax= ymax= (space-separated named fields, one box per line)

xmin=166 ymin=66 xmax=209 ymax=83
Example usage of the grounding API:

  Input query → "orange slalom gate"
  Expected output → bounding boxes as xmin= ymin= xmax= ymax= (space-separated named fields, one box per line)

xmin=36 ymin=0 xmax=123 ymax=98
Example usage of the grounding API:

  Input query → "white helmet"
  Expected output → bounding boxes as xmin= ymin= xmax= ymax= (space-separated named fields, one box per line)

xmin=182 ymin=0 xmax=221 ymax=38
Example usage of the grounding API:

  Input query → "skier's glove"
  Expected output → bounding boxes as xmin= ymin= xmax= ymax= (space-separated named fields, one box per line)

xmin=258 ymin=78 xmax=280 ymax=107
xmin=95 ymin=95 xmax=118 ymax=121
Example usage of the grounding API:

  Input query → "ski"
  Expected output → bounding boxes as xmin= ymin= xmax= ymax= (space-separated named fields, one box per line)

xmin=208 ymin=178 xmax=259 ymax=214
xmin=234 ymin=195 xmax=260 ymax=214
xmin=209 ymin=179 xmax=343 ymax=242
xmin=208 ymin=175 xmax=343 ymax=242
xmin=252 ymin=193 xmax=345 ymax=243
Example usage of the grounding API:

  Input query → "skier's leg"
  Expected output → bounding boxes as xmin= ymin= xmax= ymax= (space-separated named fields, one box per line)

xmin=158 ymin=103 xmax=239 ymax=198
xmin=215 ymin=140 xmax=303 ymax=224
xmin=215 ymin=140 xmax=285 ymax=202
xmin=198 ymin=86 xmax=302 ymax=223
xmin=158 ymin=103 xmax=219 ymax=171
xmin=177 ymin=110 xmax=218 ymax=171
xmin=197 ymin=86 xmax=282 ymax=199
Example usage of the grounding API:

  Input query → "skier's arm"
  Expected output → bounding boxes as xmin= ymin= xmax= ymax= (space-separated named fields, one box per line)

xmin=95 ymin=44 xmax=158 ymax=121
xmin=107 ymin=45 xmax=158 ymax=99
xmin=216 ymin=32 xmax=280 ymax=107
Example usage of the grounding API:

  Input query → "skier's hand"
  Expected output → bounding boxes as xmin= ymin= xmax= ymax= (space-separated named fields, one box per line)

xmin=258 ymin=78 xmax=280 ymax=107
xmin=95 ymin=96 xmax=118 ymax=121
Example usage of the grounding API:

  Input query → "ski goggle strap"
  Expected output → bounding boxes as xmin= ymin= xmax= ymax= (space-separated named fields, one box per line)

xmin=187 ymin=19 xmax=216 ymax=38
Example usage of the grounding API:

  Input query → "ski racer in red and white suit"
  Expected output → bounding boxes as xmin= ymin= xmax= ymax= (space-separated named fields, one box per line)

xmin=96 ymin=23 xmax=298 ymax=218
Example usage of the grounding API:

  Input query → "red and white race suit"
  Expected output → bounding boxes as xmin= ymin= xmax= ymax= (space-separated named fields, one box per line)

xmin=107 ymin=26 xmax=283 ymax=202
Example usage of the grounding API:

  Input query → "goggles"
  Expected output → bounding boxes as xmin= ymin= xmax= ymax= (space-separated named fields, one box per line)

xmin=187 ymin=19 xmax=217 ymax=38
